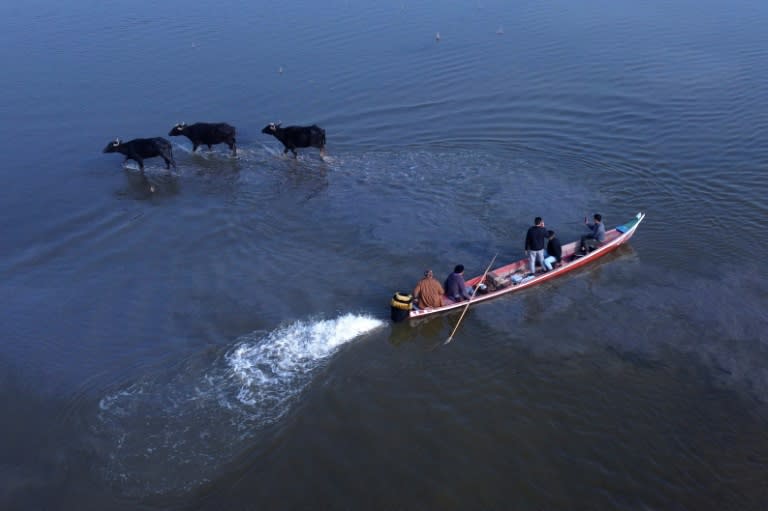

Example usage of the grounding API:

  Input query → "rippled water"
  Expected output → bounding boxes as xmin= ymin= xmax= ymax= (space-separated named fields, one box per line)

xmin=1 ymin=0 xmax=767 ymax=509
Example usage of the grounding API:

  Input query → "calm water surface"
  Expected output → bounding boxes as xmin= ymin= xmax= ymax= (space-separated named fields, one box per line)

xmin=1 ymin=0 xmax=767 ymax=509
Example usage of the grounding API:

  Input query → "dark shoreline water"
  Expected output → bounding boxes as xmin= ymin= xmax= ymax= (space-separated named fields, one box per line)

xmin=2 ymin=0 xmax=767 ymax=509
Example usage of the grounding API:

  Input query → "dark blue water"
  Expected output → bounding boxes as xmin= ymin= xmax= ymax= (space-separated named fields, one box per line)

xmin=1 ymin=0 xmax=767 ymax=509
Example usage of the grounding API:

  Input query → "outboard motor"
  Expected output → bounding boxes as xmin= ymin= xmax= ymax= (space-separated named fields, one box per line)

xmin=390 ymin=292 xmax=413 ymax=322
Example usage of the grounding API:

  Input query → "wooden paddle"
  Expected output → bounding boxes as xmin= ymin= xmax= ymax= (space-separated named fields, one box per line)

xmin=444 ymin=253 xmax=498 ymax=345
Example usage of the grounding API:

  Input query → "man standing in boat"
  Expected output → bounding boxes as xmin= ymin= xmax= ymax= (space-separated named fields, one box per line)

xmin=444 ymin=264 xmax=472 ymax=302
xmin=412 ymin=269 xmax=446 ymax=309
xmin=525 ymin=217 xmax=548 ymax=275
xmin=580 ymin=213 xmax=606 ymax=253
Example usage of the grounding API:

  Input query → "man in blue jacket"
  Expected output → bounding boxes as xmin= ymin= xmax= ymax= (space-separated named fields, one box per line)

xmin=444 ymin=264 xmax=472 ymax=302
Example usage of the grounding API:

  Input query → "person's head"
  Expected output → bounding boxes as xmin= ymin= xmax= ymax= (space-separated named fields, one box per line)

xmin=424 ymin=269 xmax=433 ymax=278
xmin=594 ymin=213 xmax=602 ymax=223
xmin=534 ymin=216 xmax=543 ymax=226
xmin=454 ymin=264 xmax=464 ymax=274
xmin=547 ymin=230 xmax=555 ymax=239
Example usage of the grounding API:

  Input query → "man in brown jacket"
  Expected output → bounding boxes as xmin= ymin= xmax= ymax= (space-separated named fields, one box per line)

xmin=412 ymin=269 xmax=446 ymax=309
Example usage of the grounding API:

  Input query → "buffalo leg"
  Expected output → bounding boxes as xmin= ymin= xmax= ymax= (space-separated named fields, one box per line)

xmin=229 ymin=139 xmax=237 ymax=156
xmin=192 ymin=143 xmax=199 ymax=153
xmin=124 ymin=156 xmax=143 ymax=171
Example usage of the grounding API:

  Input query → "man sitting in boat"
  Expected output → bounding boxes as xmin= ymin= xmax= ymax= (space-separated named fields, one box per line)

xmin=543 ymin=229 xmax=562 ymax=271
xmin=580 ymin=213 xmax=606 ymax=253
xmin=444 ymin=264 xmax=473 ymax=302
xmin=412 ymin=269 xmax=446 ymax=309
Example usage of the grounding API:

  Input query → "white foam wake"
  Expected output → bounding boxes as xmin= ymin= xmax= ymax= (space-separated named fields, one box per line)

xmin=227 ymin=313 xmax=383 ymax=409
xmin=93 ymin=313 xmax=384 ymax=496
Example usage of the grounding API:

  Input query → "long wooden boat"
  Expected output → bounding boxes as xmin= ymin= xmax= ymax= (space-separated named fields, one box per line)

xmin=394 ymin=212 xmax=645 ymax=320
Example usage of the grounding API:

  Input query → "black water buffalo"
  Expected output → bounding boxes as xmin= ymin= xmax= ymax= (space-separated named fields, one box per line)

xmin=261 ymin=122 xmax=326 ymax=158
xmin=102 ymin=137 xmax=176 ymax=171
xmin=168 ymin=122 xmax=237 ymax=156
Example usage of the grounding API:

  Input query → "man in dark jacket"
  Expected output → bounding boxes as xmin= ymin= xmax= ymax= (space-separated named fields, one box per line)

xmin=444 ymin=264 xmax=472 ymax=302
xmin=524 ymin=217 xmax=548 ymax=275
xmin=543 ymin=230 xmax=562 ymax=271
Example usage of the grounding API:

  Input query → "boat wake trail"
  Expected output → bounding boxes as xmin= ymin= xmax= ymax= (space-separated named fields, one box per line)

xmin=93 ymin=313 xmax=384 ymax=496
xmin=227 ymin=313 xmax=382 ymax=413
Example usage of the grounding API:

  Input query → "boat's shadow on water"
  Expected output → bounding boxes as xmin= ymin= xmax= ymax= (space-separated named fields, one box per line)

xmin=388 ymin=312 xmax=477 ymax=350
